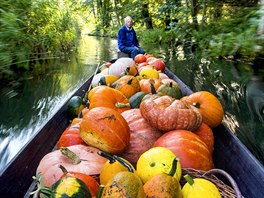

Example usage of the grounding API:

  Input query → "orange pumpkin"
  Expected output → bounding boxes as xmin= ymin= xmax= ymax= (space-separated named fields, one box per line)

xmin=88 ymin=86 xmax=130 ymax=114
xmin=154 ymin=130 xmax=214 ymax=171
xmin=36 ymin=145 xmax=107 ymax=187
xmin=134 ymin=54 xmax=147 ymax=63
xmin=193 ymin=122 xmax=214 ymax=155
xmin=181 ymin=91 xmax=224 ymax=128
xmin=57 ymin=124 xmax=86 ymax=149
xmin=80 ymin=107 xmax=130 ymax=154
xmin=140 ymin=95 xmax=202 ymax=132
xmin=114 ymin=75 xmax=140 ymax=98
xmin=121 ymin=109 xmax=163 ymax=167
xmin=140 ymin=78 xmax=162 ymax=94
xmin=126 ymin=66 xmax=139 ymax=76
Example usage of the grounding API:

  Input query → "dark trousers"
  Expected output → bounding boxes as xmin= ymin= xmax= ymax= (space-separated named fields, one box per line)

xmin=121 ymin=47 xmax=145 ymax=59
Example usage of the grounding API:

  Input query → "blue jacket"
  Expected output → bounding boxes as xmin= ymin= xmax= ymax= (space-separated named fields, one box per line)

xmin=118 ymin=25 xmax=139 ymax=50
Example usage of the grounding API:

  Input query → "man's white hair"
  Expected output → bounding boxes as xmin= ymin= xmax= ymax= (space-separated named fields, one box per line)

xmin=124 ymin=16 xmax=132 ymax=23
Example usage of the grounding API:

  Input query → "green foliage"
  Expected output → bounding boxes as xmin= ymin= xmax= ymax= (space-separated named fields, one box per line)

xmin=0 ymin=0 xmax=88 ymax=77
xmin=1 ymin=0 xmax=263 ymax=81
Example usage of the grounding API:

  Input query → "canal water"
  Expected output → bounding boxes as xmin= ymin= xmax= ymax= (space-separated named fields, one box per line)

xmin=0 ymin=35 xmax=263 ymax=173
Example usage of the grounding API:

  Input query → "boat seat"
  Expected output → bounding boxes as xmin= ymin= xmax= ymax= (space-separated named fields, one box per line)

xmin=117 ymin=49 xmax=130 ymax=58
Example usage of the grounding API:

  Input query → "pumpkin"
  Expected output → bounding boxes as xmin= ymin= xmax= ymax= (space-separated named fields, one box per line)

xmin=36 ymin=145 xmax=107 ymax=187
xmin=143 ymin=158 xmax=182 ymax=198
xmin=91 ymin=73 xmax=105 ymax=87
xmin=57 ymin=124 xmax=86 ymax=149
xmin=159 ymin=72 xmax=170 ymax=80
xmin=182 ymin=174 xmax=221 ymax=198
xmin=140 ymin=95 xmax=202 ymax=132
xmin=123 ymin=65 xmax=139 ymax=76
xmin=121 ymin=109 xmax=163 ymax=167
xmin=59 ymin=165 xmax=99 ymax=197
xmin=98 ymin=151 xmax=135 ymax=185
xmin=161 ymin=78 xmax=178 ymax=86
xmin=154 ymin=130 xmax=214 ymax=171
xmin=136 ymin=147 xmax=182 ymax=184
xmin=139 ymin=66 xmax=159 ymax=79
xmin=88 ymin=86 xmax=130 ymax=114
xmin=128 ymin=91 xmax=147 ymax=109
xmin=80 ymin=107 xmax=130 ymax=154
xmin=193 ymin=122 xmax=214 ymax=155
xmin=67 ymin=96 xmax=84 ymax=117
xmin=134 ymin=54 xmax=147 ymax=63
xmin=148 ymin=58 xmax=166 ymax=72
xmin=98 ymin=75 xmax=119 ymax=86
xmin=108 ymin=58 xmax=136 ymax=77
xmin=101 ymin=153 xmax=146 ymax=198
xmin=181 ymin=91 xmax=224 ymax=128
xmin=114 ymin=75 xmax=140 ymax=98
xmin=98 ymin=62 xmax=111 ymax=72
xmin=38 ymin=176 xmax=92 ymax=198
xmin=140 ymin=78 xmax=162 ymax=94
xmin=157 ymin=81 xmax=182 ymax=99
xmin=137 ymin=62 xmax=149 ymax=70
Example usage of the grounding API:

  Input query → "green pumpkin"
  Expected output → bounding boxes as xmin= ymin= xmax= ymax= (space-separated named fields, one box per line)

xmin=129 ymin=91 xmax=147 ymax=109
xmin=67 ymin=96 xmax=84 ymax=117
xmin=39 ymin=176 xmax=92 ymax=198
xmin=157 ymin=82 xmax=182 ymax=99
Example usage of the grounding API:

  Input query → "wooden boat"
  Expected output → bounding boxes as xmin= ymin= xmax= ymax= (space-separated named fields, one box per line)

xmin=0 ymin=59 xmax=264 ymax=198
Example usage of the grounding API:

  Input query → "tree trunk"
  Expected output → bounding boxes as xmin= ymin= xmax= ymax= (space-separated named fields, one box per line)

xmin=142 ymin=1 xmax=153 ymax=29
xmin=201 ymin=0 xmax=206 ymax=28
xmin=189 ymin=0 xmax=198 ymax=29
xmin=113 ymin=0 xmax=121 ymax=27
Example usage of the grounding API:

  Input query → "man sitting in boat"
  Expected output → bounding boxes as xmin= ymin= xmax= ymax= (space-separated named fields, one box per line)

xmin=117 ymin=16 xmax=145 ymax=59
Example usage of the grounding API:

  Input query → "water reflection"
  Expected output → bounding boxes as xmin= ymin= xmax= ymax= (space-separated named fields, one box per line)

xmin=0 ymin=35 xmax=118 ymax=173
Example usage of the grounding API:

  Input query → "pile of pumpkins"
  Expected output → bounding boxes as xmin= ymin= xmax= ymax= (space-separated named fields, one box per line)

xmin=32 ymin=54 xmax=225 ymax=197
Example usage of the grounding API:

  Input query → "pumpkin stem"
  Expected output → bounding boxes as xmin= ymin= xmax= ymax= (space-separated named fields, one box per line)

xmin=59 ymin=164 xmax=69 ymax=175
xmin=97 ymin=151 xmax=134 ymax=173
xmin=150 ymin=83 xmax=157 ymax=94
xmin=60 ymin=147 xmax=81 ymax=164
xmin=99 ymin=76 xmax=106 ymax=85
xmin=192 ymin=102 xmax=200 ymax=108
xmin=78 ymin=110 xmax=83 ymax=118
xmin=97 ymin=114 xmax=116 ymax=121
xmin=184 ymin=174 xmax=195 ymax=186
xmin=96 ymin=185 xmax=105 ymax=198
xmin=115 ymin=102 xmax=130 ymax=108
xmin=30 ymin=175 xmax=52 ymax=196
xmin=127 ymin=77 xmax=133 ymax=85
xmin=97 ymin=150 xmax=116 ymax=164
xmin=168 ymin=157 xmax=179 ymax=177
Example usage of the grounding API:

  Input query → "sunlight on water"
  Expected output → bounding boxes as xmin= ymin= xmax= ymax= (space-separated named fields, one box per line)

xmin=0 ymin=35 xmax=118 ymax=173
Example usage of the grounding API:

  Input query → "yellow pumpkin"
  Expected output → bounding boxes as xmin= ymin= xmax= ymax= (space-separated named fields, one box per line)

xmin=99 ymin=157 xmax=135 ymax=185
xmin=99 ymin=151 xmax=145 ymax=198
xmin=99 ymin=75 xmax=119 ymax=86
xmin=136 ymin=147 xmax=181 ymax=184
xmin=182 ymin=174 xmax=221 ymax=198
xmin=139 ymin=66 xmax=159 ymax=79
